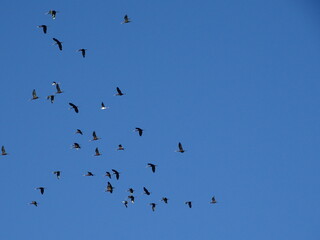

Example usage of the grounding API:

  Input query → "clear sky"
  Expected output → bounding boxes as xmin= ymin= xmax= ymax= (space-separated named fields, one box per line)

xmin=0 ymin=0 xmax=319 ymax=239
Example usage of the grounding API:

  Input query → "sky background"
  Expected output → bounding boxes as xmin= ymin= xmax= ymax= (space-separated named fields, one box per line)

xmin=0 ymin=0 xmax=320 ymax=239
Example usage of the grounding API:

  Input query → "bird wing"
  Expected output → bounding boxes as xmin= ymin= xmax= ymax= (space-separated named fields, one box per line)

xmin=56 ymin=84 xmax=61 ymax=93
xmin=32 ymin=89 xmax=37 ymax=98
xmin=1 ymin=146 xmax=5 ymax=154
xmin=179 ymin=142 xmax=183 ymax=151
xmin=116 ymin=87 xmax=122 ymax=94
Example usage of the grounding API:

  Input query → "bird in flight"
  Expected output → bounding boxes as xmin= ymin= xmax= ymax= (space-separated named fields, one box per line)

xmin=127 ymin=188 xmax=134 ymax=194
xmin=78 ymin=49 xmax=86 ymax=58
xmin=106 ymin=182 xmax=114 ymax=193
xmin=176 ymin=142 xmax=185 ymax=153
xmin=117 ymin=144 xmax=125 ymax=150
xmin=47 ymin=95 xmax=54 ymax=103
xmin=75 ymin=129 xmax=83 ymax=135
xmin=135 ymin=127 xmax=143 ymax=136
xmin=185 ymin=201 xmax=192 ymax=208
xmin=122 ymin=15 xmax=131 ymax=24
xmin=128 ymin=195 xmax=135 ymax=203
xmin=143 ymin=187 xmax=151 ymax=195
xmin=69 ymin=103 xmax=79 ymax=113
xmin=161 ymin=197 xmax=169 ymax=204
xmin=38 ymin=25 xmax=47 ymax=34
xmin=150 ymin=203 xmax=157 ymax=212
xmin=55 ymin=83 xmax=63 ymax=94
xmin=91 ymin=131 xmax=100 ymax=141
xmin=36 ymin=187 xmax=45 ymax=195
xmin=101 ymin=102 xmax=108 ymax=110
xmin=52 ymin=38 xmax=63 ymax=51
xmin=115 ymin=87 xmax=124 ymax=96
xmin=122 ymin=200 xmax=128 ymax=208
xmin=147 ymin=163 xmax=156 ymax=173
xmin=31 ymin=89 xmax=39 ymax=100
xmin=94 ymin=147 xmax=101 ymax=156
xmin=112 ymin=169 xmax=120 ymax=180
xmin=1 ymin=146 xmax=8 ymax=156
xmin=84 ymin=171 xmax=94 ymax=176
xmin=72 ymin=143 xmax=81 ymax=149
xmin=53 ymin=171 xmax=61 ymax=179
xmin=30 ymin=201 xmax=38 ymax=207
xmin=47 ymin=10 xmax=58 ymax=19
xmin=105 ymin=171 xmax=112 ymax=179
xmin=210 ymin=196 xmax=217 ymax=204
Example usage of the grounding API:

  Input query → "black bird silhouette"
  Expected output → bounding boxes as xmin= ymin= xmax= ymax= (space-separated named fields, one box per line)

xmin=147 ymin=163 xmax=156 ymax=173
xmin=91 ymin=131 xmax=100 ymax=141
xmin=47 ymin=95 xmax=54 ymax=103
xmin=105 ymin=171 xmax=112 ymax=179
xmin=117 ymin=144 xmax=125 ymax=150
xmin=94 ymin=147 xmax=101 ymax=156
xmin=106 ymin=182 xmax=114 ymax=193
xmin=47 ymin=10 xmax=58 ymax=19
xmin=30 ymin=201 xmax=38 ymax=207
xmin=36 ymin=187 xmax=45 ymax=195
xmin=115 ymin=87 xmax=124 ymax=96
xmin=53 ymin=171 xmax=61 ymax=179
xmin=78 ymin=49 xmax=86 ymax=58
xmin=31 ymin=89 xmax=39 ymax=100
xmin=53 ymin=38 xmax=62 ymax=51
xmin=128 ymin=188 xmax=134 ymax=194
xmin=177 ymin=142 xmax=185 ymax=153
xmin=185 ymin=201 xmax=192 ymax=208
xmin=122 ymin=200 xmax=128 ymax=208
xmin=128 ymin=195 xmax=135 ymax=203
xmin=210 ymin=196 xmax=217 ymax=204
xmin=1 ymin=146 xmax=8 ymax=156
xmin=38 ymin=25 xmax=47 ymax=34
xmin=150 ymin=203 xmax=157 ymax=212
xmin=143 ymin=187 xmax=151 ymax=195
xmin=122 ymin=14 xmax=131 ymax=24
xmin=161 ymin=197 xmax=169 ymax=204
xmin=55 ymin=83 xmax=63 ymax=94
xmin=84 ymin=171 xmax=94 ymax=176
xmin=135 ymin=127 xmax=143 ymax=136
xmin=69 ymin=103 xmax=79 ymax=113
xmin=112 ymin=169 xmax=120 ymax=180
xmin=75 ymin=129 xmax=83 ymax=135
xmin=101 ymin=102 xmax=108 ymax=110
xmin=72 ymin=143 xmax=81 ymax=149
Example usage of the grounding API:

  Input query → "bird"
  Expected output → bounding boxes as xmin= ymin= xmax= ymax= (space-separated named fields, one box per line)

xmin=84 ymin=171 xmax=94 ymax=176
xmin=106 ymin=182 xmax=114 ymax=193
xmin=52 ymin=38 xmax=63 ymax=51
xmin=185 ymin=201 xmax=192 ymax=208
xmin=135 ymin=127 xmax=143 ymax=136
xmin=101 ymin=102 xmax=108 ymax=110
xmin=210 ymin=196 xmax=217 ymax=204
xmin=52 ymin=81 xmax=59 ymax=86
xmin=122 ymin=200 xmax=128 ymax=208
xmin=36 ymin=187 xmax=45 ymax=195
xmin=78 ymin=49 xmax=86 ymax=58
xmin=30 ymin=201 xmax=38 ymax=207
xmin=112 ymin=169 xmax=120 ymax=180
xmin=176 ymin=142 xmax=185 ymax=153
xmin=72 ymin=143 xmax=81 ymax=149
xmin=1 ymin=146 xmax=8 ymax=156
xmin=53 ymin=171 xmax=61 ymax=179
xmin=115 ymin=87 xmax=124 ymax=96
xmin=47 ymin=95 xmax=54 ymax=103
xmin=91 ymin=131 xmax=100 ymax=141
xmin=69 ymin=103 xmax=79 ymax=113
xmin=127 ymin=188 xmax=134 ymax=194
xmin=150 ymin=203 xmax=157 ymax=212
xmin=161 ymin=197 xmax=169 ymax=204
xmin=122 ymin=15 xmax=131 ymax=24
xmin=47 ymin=10 xmax=58 ymax=19
xmin=55 ymin=83 xmax=63 ymax=94
xmin=117 ymin=144 xmax=124 ymax=150
xmin=75 ymin=129 xmax=83 ymax=135
xmin=94 ymin=147 xmax=101 ymax=156
xmin=147 ymin=163 xmax=156 ymax=173
xmin=38 ymin=25 xmax=47 ymax=34
xmin=128 ymin=195 xmax=135 ymax=203
xmin=143 ymin=187 xmax=151 ymax=195
xmin=105 ymin=172 xmax=112 ymax=179
xmin=31 ymin=89 xmax=39 ymax=100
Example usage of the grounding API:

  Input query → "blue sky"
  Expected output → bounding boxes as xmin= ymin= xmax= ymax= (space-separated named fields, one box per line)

xmin=0 ymin=0 xmax=320 ymax=239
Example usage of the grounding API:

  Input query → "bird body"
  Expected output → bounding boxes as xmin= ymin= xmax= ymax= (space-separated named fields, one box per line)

xmin=78 ymin=49 xmax=86 ymax=58
xmin=53 ymin=171 xmax=61 ymax=179
xmin=128 ymin=195 xmax=135 ymax=203
xmin=91 ymin=131 xmax=100 ymax=141
xmin=122 ymin=15 xmax=131 ymax=24
xmin=106 ymin=182 xmax=114 ymax=193
xmin=177 ymin=142 xmax=185 ymax=153
xmin=143 ymin=187 xmax=151 ymax=195
xmin=38 ymin=25 xmax=47 ymax=34
xmin=72 ymin=143 xmax=81 ymax=149
xmin=69 ymin=103 xmax=79 ymax=113
xmin=112 ymin=169 xmax=120 ymax=180
xmin=185 ymin=201 xmax=192 ymax=208
xmin=55 ymin=84 xmax=63 ymax=94
xmin=122 ymin=200 xmax=128 ymax=208
xmin=115 ymin=87 xmax=124 ymax=96
xmin=30 ymin=201 xmax=38 ymax=207
xmin=117 ymin=144 xmax=124 ymax=150
xmin=210 ymin=196 xmax=217 ymax=204
xmin=135 ymin=127 xmax=143 ymax=136
xmin=75 ymin=129 xmax=83 ymax=135
xmin=36 ymin=187 xmax=45 ymax=195
xmin=147 ymin=163 xmax=156 ymax=173
xmin=84 ymin=171 xmax=94 ymax=176
xmin=53 ymin=38 xmax=62 ymax=51
xmin=47 ymin=95 xmax=54 ymax=103
xmin=105 ymin=172 xmax=112 ymax=179
xmin=1 ymin=146 xmax=7 ymax=156
xmin=94 ymin=147 xmax=101 ymax=156
xmin=47 ymin=10 xmax=57 ymax=19
xmin=31 ymin=89 xmax=39 ymax=100
xmin=161 ymin=197 xmax=169 ymax=204
xmin=150 ymin=203 xmax=156 ymax=211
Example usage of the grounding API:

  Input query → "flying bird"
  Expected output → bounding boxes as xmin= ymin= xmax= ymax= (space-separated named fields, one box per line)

xmin=143 ymin=187 xmax=151 ymax=195
xmin=185 ymin=201 xmax=192 ymax=208
xmin=106 ymin=182 xmax=114 ymax=193
xmin=112 ymin=169 xmax=120 ymax=180
xmin=94 ymin=147 xmax=101 ymax=156
xmin=47 ymin=10 xmax=58 ymax=19
xmin=210 ymin=196 xmax=217 ymax=204
xmin=69 ymin=103 xmax=79 ymax=113
xmin=135 ymin=127 xmax=143 ymax=136
xmin=161 ymin=197 xmax=169 ymax=204
xmin=72 ymin=143 xmax=81 ymax=149
xmin=30 ymin=201 xmax=38 ymax=207
xmin=128 ymin=195 xmax=135 ymax=203
xmin=52 ymin=38 xmax=63 ymax=51
xmin=176 ymin=142 xmax=185 ymax=153
xmin=150 ymin=203 xmax=157 ymax=212
xmin=36 ymin=187 xmax=45 ymax=195
xmin=117 ymin=144 xmax=124 ymax=150
xmin=91 ymin=131 xmax=100 ymax=141
xmin=101 ymin=102 xmax=108 ymax=110
xmin=78 ymin=49 xmax=86 ymax=58
xmin=122 ymin=200 xmax=128 ymax=208
xmin=147 ymin=163 xmax=157 ymax=173
xmin=75 ymin=129 xmax=83 ymax=135
xmin=31 ymin=89 xmax=39 ymax=100
xmin=105 ymin=171 xmax=112 ymax=179
xmin=1 ymin=146 xmax=8 ymax=156
xmin=53 ymin=171 xmax=61 ymax=179
xmin=47 ymin=95 xmax=55 ymax=103
xmin=84 ymin=171 xmax=94 ymax=176
xmin=122 ymin=15 xmax=131 ymax=24
xmin=127 ymin=188 xmax=134 ymax=194
xmin=115 ymin=87 xmax=124 ymax=96
xmin=38 ymin=25 xmax=47 ymax=34
xmin=52 ymin=81 xmax=59 ymax=86
xmin=55 ymin=84 xmax=63 ymax=94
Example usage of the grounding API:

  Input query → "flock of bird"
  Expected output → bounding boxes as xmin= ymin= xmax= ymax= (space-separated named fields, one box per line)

xmin=1 ymin=10 xmax=217 ymax=212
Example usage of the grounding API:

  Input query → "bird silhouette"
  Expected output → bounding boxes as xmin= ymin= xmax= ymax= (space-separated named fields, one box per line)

xmin=75 ymin=129 xmax=83 ymax=135
xmin=150 ymin=203 xmax=157 ymax=211
xmin=84 ymin=171 xmax=94 ymax=176
xmin=210 ymin=196 xmax=217 ymax=204
xmin=143 ymin=187 xmax=151 ymax=195
xmin=72 ymin=143 xmax=81 ymax=149
xmin=47 ymin=10 xmax=58 ymax=19
xmin=38 ymin=25 xmax=47 ymax=34
xmin=117 ymin=144 xmax=125 ymax=150
xmin=1 ymin=146 xmax=8 ymax=156
xmin=112 ymin=169 xmax=120 ymax=180
xmin=176 ymin=142 xmax=185 ymax=153
xmin=69 ymin=103 xmax=79 ymax=113
xmin=147 ymin=163 xmax=157 ymax=173
xmin=161 ymin=197 xmax=169 ymax=204
xmin=47 ymin=95 xmax=55 ymax=103
xmin=91 ymin=131 xmax=100 ymax=141
xmin=31 ymin=89 xmax=39 ymax=100
xmin=127 ymin=188 xmax=134 ymax=194
xmin=185 ymin=201 xmax=192 ymax=208
xmin=30 ymin=201 xmax=38 ymax=207
xmin=101 ymin=102 xmax=108 ymax=110
xmin=52 ymin=38 xmax=63 ymax=51
xmin=36 ymin=187 xmax=45 ymax=195
xmin=122 ymin=200 xmax=128 ymax=208
xmin=53 ymin=171 xmax=61 ymax=179
xmin=105 ymin=172 xmax=112 ymax=179
xmin=135 ymin=127 xmax=143 ymax=136
xmin=115 ymin=87 xmax=124 ymax=96
xmin=128 ymin=195 xmax=135 ymax=203
xmin=94 ymin=147 xmax=101 ymax=156
xmin=122 ymin=15 xmax=131 ymax=24
xmin=78 ymin=49 xmax=86 ymax=58
xmin=55 ymin=83 xmax=63 ymax=94
xmin=106 ymin=182 xmax=114 ymax=193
